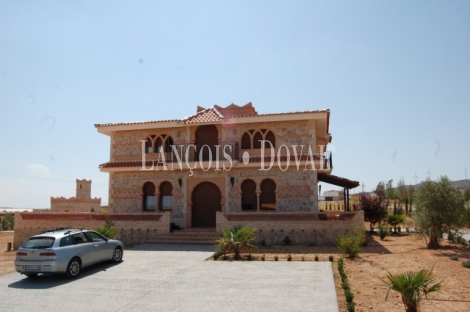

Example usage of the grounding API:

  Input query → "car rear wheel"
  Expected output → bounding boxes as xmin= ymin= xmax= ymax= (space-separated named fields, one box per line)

xmin=112 ymin=247 xmax=123 ymax=263
xmin=65 ymin=258 xmax=81 ymax=278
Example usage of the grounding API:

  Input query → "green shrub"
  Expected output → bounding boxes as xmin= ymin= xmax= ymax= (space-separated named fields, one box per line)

xmin=462 ymin=260 xmax=470 ymax=268
xmin=287 ymin=254 xmax=292 ymax=261
xmin=347 ymin=302 xmax=356 ymax=312
xmin=212 ymin=251 xmax=221 ymax=260
xmin=336 ymin=235 xmax=362 ymax=258
xmin=96 ymin=220 xmax=116 ymax=239
xmin=329 ymin=255 xmax=334 ymax=262
xmin=261 ymin=254 xmax=265 ymax=261
xmin=449 ymin=254 xmax=458 ymax=261
xmin=378 ymin=224 xmax=387 ymax=240
xmin=344 ymin=288 xmax=354 ymax=303
xmin=314 ymin=255 xmax=319 ymax=261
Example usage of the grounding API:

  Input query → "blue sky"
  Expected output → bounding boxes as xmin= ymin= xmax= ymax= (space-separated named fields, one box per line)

xmin=1 ymin=1 xmax=469 ymax=208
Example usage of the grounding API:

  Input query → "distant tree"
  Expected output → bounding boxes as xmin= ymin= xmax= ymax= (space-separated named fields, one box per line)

xmin=464 ymin=186 xmax=470 ymax=203
xmin=358 ymin=193 xmax=389 ymax=232
xmin=414 ymin=176 xmax=465 ymax=249
xmin=1 ymin=213 xmax=14 ymax=231
xmin=385 ymin=179 xmax=397 ymax=200
xmin=408 ymin=185 xmax=416 ymax=213
xmin=376 ymin=181 xmax=386 ymax=197
xmin=387 ymin=214 xmax=406 ymax=234
xmin=397 ymin=180 xmax=409 ymax=203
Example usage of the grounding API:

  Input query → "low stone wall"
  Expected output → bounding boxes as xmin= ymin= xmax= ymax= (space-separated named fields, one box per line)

xmin=14 ymin=212 xmax=171 ymax=249
xmin=216 ymin=210 xmax=364 ymax=245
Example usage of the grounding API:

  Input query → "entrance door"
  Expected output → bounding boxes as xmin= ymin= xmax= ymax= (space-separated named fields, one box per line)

xmin=192 ymin=182 xmax=221 ymax=227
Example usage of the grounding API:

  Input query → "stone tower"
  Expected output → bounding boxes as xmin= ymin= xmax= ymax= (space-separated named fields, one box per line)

xmin=76 ymin=179 xmax=92 ymax=199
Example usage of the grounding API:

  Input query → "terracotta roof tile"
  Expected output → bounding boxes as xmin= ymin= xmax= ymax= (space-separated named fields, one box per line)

xmin=182 ymin=107 xmax=223 ymax=124
xmin=95 ymin=103 xmax=329 ymax=128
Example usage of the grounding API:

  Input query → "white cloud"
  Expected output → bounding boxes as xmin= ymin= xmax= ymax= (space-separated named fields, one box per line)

xmin=25 ymin=163 xmax=52 ymax=177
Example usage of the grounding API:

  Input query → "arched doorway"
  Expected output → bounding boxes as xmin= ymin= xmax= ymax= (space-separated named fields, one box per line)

xmin=192 ymin=182 xmax=221 ymax=227
xmin=195 ymin=125 xmax=218 ymax=161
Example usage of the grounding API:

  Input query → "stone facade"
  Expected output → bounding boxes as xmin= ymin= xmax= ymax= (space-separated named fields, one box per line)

xmin=96 ymin=104 xmax=333 ymax=230
xmin=50 ymin=179 xmax=101 ymax=212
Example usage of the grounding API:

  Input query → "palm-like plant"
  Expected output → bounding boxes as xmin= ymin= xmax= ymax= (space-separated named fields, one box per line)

xmin=216 ymin=225 xmax=257 ymax=260
xmin=381 ymin=267 xmax=442 ymax=312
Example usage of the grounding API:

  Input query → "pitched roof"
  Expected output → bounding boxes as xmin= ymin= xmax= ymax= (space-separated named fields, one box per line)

xmin=95 ymin=103 xmax=329 ymax=128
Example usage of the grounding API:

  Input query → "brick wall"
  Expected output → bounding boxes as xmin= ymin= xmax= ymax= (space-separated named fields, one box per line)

xmin=13 ymin=212 xmax=171 ymax=249
xmin=216 ymin=210 xmax=364 ymax=245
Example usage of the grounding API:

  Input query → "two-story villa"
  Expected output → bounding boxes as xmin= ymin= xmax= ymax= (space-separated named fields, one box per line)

xmin=95 ymin=103 xmax=360 ymax=238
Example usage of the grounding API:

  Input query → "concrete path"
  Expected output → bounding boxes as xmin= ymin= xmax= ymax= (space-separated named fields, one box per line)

xmin=0 ymin=244 xmax=339 ymax=312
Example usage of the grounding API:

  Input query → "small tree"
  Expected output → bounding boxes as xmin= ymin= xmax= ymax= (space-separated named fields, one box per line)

xmin=358 ymin=193 xmax=389 ymax=232
xmin=414 ymin=176 xmax=465 ymax=249
xmin=387 ymin=214 xmax=406 ymax=234
xmin=216 ymin=224 xmax=257 ymax=260
xmin=376 ymin=181 xmax=386 ymax=198
xmin=381 ymin=267 xmax=442 ymax=312
xmin=386 ymin=179 xmax=397 ymax=200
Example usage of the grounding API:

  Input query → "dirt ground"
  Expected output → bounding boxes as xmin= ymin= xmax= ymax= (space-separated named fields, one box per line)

xmin=2 ymin=230 xmax=470 ymax=311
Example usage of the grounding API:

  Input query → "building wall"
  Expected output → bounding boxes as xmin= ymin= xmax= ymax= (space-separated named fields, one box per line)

xmin=13 ymin=212 xmax=171 ymax=249
xmin=216 ymin=210 xmax=364 ymax=245
xmin=50 ymin=198 xmax=101 ymax=213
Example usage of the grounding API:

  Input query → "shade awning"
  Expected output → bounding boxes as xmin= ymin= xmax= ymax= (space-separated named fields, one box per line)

xmin=318 ymin=173 xmax=360 ymax=189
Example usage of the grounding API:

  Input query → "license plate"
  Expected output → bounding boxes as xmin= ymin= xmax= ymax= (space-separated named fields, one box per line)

xmin=24 ymin=265 xmax=40 ymax=271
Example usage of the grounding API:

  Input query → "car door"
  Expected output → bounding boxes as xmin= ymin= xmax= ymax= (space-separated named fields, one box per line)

xmin=72 ymin=233 xmax=96 ymax=266
xmin=84 ymin=231 xmax=112 ymax=262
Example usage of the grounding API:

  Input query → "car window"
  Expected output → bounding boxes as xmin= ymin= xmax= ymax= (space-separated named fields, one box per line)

xmin=85 ymin=231 xmax=107 ymax=243
xmin=72 ymin=233 xmax=88 ymax=245
xmin=60 ymin=235 xmax=74 ymax=247
xmin=22 ymin=237 xmax=55 ymax=249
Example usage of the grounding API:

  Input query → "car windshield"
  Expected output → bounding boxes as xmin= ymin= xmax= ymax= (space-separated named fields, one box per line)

xmin=22 ymin=237 xmax=55 ymax=249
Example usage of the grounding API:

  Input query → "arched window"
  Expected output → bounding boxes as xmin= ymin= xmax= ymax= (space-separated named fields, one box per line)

xmin=165 ymin=136 xmax=174 ymax=153
xmin=260 ymin=179 xmax=276 ymax=211
xmin=241 ymin=179 xmax=257 ymax=211
xmin=253 ymin=131 xmax=263 ymax=149
xmin=142 ymin=182 xmax=156 ymax=211
xmin=241 ymin=132 xmax=251 ymax=149
xmin=159 ymin=181 xmax=173 ymax=211
xmin=145 ymin=136 xmax=155 ymax=153
xmin=155 ymin=137 xmax=163 ymax=153
xmin=265 ymin=131 xmax=275 ymax=148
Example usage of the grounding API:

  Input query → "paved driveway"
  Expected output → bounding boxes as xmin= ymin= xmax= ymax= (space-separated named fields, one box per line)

xmin=0 ymin=244 xmax=339 ymax=312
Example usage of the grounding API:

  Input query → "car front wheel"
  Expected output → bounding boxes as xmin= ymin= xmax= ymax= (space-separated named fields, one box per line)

xmin=112 ymin=247 xmax=123 ymax=263
xmin=65 ymin=258 xmax=81 ymax=278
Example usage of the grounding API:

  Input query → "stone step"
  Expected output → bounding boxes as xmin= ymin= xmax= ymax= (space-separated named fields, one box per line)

xmin=151 ymin=228 xmax=221 ymax=245
xmin=150 ymin=237 xmax=217 ymax=244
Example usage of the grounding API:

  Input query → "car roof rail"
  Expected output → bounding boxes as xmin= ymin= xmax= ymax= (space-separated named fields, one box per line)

xmin=40 ymin=227 xmax=75 ymax=234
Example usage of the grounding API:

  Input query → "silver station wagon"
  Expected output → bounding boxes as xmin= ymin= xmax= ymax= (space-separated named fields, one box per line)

xmin=15 ymin=228 xmax=124 ymax=278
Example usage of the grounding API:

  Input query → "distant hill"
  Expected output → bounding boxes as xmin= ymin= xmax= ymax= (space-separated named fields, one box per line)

xmin=452 ymin=179 xmax=470 ymax=190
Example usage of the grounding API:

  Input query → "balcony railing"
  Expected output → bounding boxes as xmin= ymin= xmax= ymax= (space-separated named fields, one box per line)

xmin=144 ymin=141 xmax=239 ymax=162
